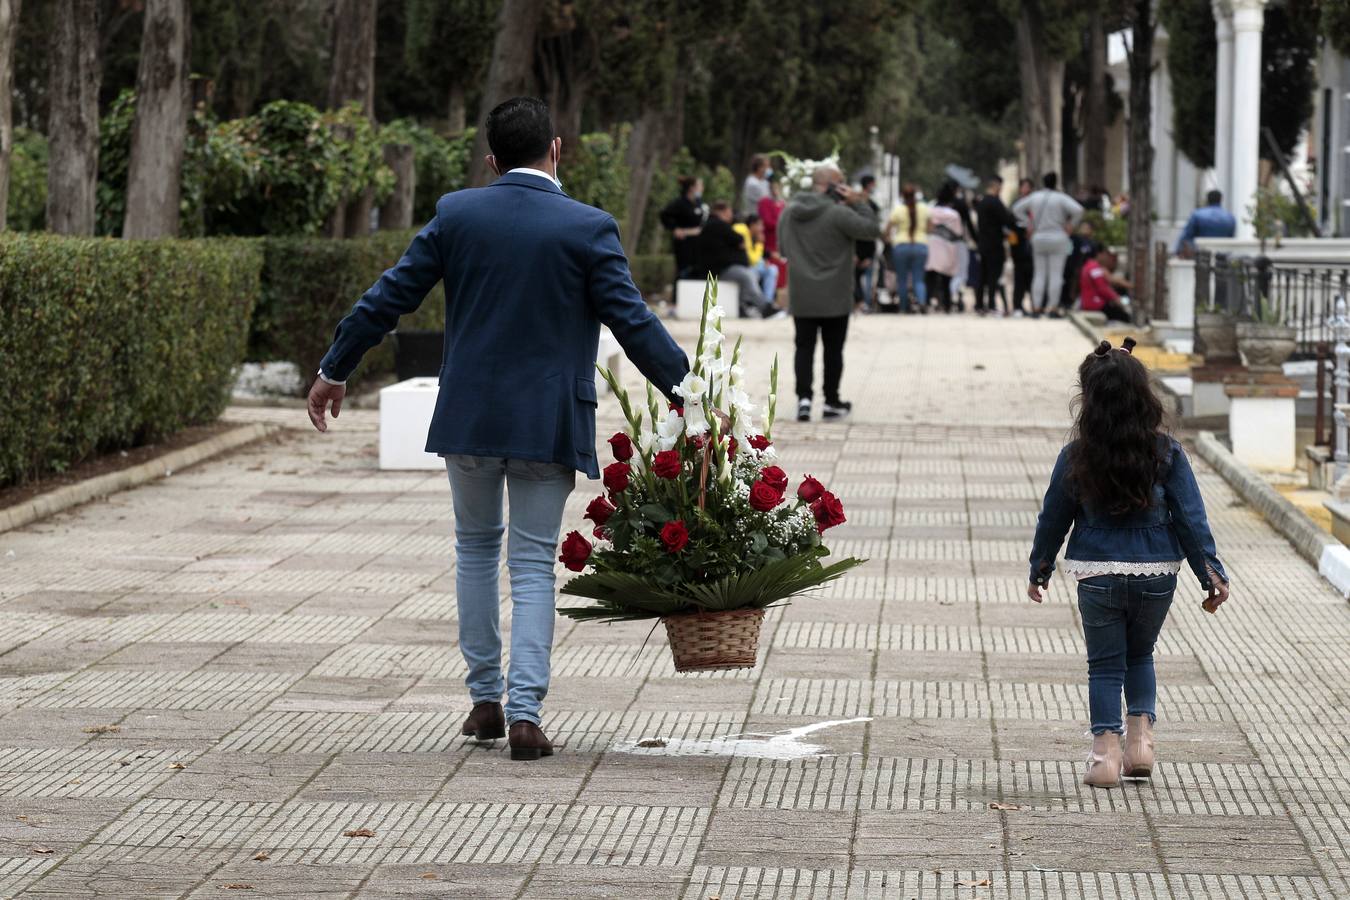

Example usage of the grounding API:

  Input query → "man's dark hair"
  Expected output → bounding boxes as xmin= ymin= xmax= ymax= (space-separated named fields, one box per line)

xmin=485 ymin=97 xmax=553 ymax=171
xmin=1043 ymin=172 xmax=1058 ymax=190
xmin=1206 ymin=189 xmax=1223 ymax=206
xmin=745 ymin=213 xmax=761 ymax=226
xmin=710 ymin=200 xmax=733 ymax=214
xmin=1019 ymin=177 xmax=1034 ymax=190
xmin=988 ymin=175 xmax=1004 ymax=187
xmin=750 ymin=154 xmax=768 ymax=172
xmin=860 ymin=174 xmax=876 ymax=189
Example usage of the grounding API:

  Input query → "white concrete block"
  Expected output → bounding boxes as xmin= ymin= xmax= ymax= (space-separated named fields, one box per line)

xmin=675 ymin=279 xmax=739 ymax=320
xmin=1228 ymin=395 xmax=1296 ymax=471
xmin=379 ymin=377 xmax=442 ymax=471
xmin=1165 ymin=259 xmax=1195 ymax=330
xmin=1192 ymin=379 xmax=1231 ymax=418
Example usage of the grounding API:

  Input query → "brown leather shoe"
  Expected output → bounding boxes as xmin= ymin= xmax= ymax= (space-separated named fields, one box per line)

xmin=509 ymin=721 xmax=554 ymax=761
xmin=461 ymin=701 xmax=505 ymax=741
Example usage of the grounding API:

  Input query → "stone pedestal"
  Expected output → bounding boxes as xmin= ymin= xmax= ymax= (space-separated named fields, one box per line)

xmin=1192 ymin=362 xmax=1246 ymax=418
xmin=1226 ymin=372 xmax=1298 ymax=470
xmin=379 ymin=377 xmax=442 ymax=471
xmin=675 ymin=279 xmax=739 ymax=320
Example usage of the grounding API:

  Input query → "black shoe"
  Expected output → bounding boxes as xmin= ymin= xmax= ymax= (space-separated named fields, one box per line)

xmin=508 ymin=721 xmax=555 ymax=761
xmin=797 ymin=398 xmax=811 ymax=422
xmin=822 ymin=400 xmax=852 ymax=420
xmin=461 ymin=701 xmax=506 ymax=741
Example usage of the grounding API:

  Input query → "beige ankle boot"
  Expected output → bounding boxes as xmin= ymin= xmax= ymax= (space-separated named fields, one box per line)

xmin=1084 ymin=732 xmax=1122 ymax=788
xmin=1123 ymin=714 xmax=1155 ymax=777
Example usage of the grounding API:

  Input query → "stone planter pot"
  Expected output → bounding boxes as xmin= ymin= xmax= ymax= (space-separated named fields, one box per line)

xmin=1235 ymin=322 xmax=1297 ymax=372
xmin=1195 ymin=311 xmax=1238 ymax=361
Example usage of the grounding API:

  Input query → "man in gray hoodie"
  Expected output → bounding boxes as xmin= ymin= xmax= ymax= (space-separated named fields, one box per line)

xmin=779 ymin=165 xmax=881 ymax=422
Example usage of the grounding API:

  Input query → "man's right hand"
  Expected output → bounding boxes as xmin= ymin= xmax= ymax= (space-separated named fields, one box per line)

xmin=308 ymin=377 xmax=346 ymax=433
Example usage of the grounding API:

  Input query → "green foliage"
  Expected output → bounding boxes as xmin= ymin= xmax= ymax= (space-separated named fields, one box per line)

xmin=6 ymin=128 xmax=47 ymax=231
xmin=1326 ymin=0 xmax=1350 ymax=55
xmin=1083 ymin=210 xmax=1127 ymax=248
xmin=389 ymin=0 xmax=500 ymax=124
xmin=1260 ymin=1 xmax=1319 ymax=163
xmin=565 ymin=127 xmax=631 ymax=218
xmin=1160 ymin=0 xmax=1216 ymax=168
xmin=95 ymin=89 xmax=139 ymax=237
xmin=380 ymin=120 xmax=475 ymax=222
xmin=1245 ymin=185 xmax=1317 ymax=243
xmin=559 ymin=547 xmax=864 ymax=622
xmin=249 ymin=230 xmax=446 ymax=390
xmin=0 ymin=234 xmax=261 ymax=486
xmin=630 ymin=254 xmax=676 ymax=298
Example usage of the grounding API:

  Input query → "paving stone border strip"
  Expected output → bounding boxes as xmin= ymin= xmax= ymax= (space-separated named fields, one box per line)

xmin=1193 ymin=429 xmax=1350 ymax=597
xmin=0 ymin=422 xmax=275 ymax=534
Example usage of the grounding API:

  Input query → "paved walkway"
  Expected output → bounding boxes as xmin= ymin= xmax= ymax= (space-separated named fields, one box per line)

xmin=1 ymin=316 xmax=1347 ymax=899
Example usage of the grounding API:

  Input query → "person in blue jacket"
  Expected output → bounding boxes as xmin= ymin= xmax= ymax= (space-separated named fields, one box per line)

xmin=1027 ymin=338 xmax=1230 ymax=789
xmin=1174 ymin=190 xmax=1237 ymax=256
xmin=307 ymin=97 xmax=689 ymax=761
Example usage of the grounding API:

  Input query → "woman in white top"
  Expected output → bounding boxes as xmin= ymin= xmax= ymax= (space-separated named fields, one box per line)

xmin=1012 ymin=172 xmax=1084 ymax=316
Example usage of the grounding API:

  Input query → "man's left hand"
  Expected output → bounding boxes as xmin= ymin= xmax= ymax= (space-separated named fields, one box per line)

xmin=308 ymin=377 xmax=346 ymax=433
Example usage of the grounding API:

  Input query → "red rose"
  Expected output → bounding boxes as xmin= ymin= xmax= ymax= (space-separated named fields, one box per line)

xmin=688 ymin=433 xmax=708 ymax=451
xmin=558 ymin=531 xmax=593 ymax=571
xmin=584 ymin=495 xmax=615 ymax=526
xmin=652 ymin=449 xmax=682 ymax=479
xmin=728 ymin=437 xmax=738 ymax=457
xmin=608 ymin=432 xmax=634 ymax=461
xmin=669 ymin=403 xmax=684 ymax=415
xmin=660 ymin=520 xmax=690 ymax=553
xmin=760 ymin=465 xmax=788 ymax=496
xmin=593 ymin=526 xmax=607 ymax=540
xmin=811 ymin=490 xmax=846 ymax=533
xmin=749 ymin=435 xmax=771 ymax=451
xmin=749 ymin=480 xmax=784 ymax=512
xmin=602 ymin=462 xmax=631 ymax=494
xmin=797 ymin=475 xmax=825 ymax=504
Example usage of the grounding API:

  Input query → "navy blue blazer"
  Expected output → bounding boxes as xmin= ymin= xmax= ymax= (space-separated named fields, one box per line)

xmin=319 ymin=172 xmax=689 ymax=478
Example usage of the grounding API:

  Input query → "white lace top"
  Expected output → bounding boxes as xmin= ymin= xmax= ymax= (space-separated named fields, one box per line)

xmin=1060 ymin=559 xmax=1184 ymax=580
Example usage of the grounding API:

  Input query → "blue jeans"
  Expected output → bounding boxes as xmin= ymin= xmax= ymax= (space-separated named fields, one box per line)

xmin=890 ymin=243 xmax=928 ymax=310
xmin=1077 ymin=573 xmax=1176 ymax=734
xmin=754 ymin=259 xmax=779 ymax=301
xmin=445 ymin=455 xmax=576 ymax=725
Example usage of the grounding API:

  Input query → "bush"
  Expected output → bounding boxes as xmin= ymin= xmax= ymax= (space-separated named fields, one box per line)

xmin=1084 ymin=210 xmax=1127 ymax=249
xmin=380 ymin=120 xmax=473 ymax=222
xmin=630 ymin=254 xmax=675 ymax=298
xmin=0 ymin=234 xmax=261 ymax=486
xmin=6 ymin=127 xmax=46 ymax=231
xmin=566 ymin=127 xmax=630 ymax=219
xmin=249 ymin=229 xmax=446 ymax=390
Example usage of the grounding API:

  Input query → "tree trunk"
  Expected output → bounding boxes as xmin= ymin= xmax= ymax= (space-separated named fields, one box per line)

xmin=379 ymin=142 xmax=415 ymax=230
xmin=1014 ymin=0 xmax=1064 ymax=179
xmin=122 ymin=0 xmax=190 ymax=239
xmin=1126 ymin=0 xmax=1155 ymax=322
xmin=623 ymin=82 xmax=685 ymax=253
xmin=46 ymin=0 xmax=100 ymax=235
xmin=1082 ymin=12 xmax=1108 ymax=190
xmin=327 ymin=0 xmax=377 ymax=116
xmin=447 ymin=82 xmax=466 ymax=134
xmin=0 ymin=0 xmax=20 ymax=232
xmin=468 ymin=0 xmax=540 ymax=186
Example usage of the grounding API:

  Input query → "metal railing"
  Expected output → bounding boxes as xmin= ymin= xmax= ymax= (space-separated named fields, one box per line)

xmin=1193 ymin=250 xmax=1350 ymax=358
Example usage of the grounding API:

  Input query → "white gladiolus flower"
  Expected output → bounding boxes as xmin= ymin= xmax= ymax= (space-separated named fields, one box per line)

xmin=707 ymin=304 xmax=726 ymax=324
xmin=729 ymin=363 xmax=745 ymax=384
xmin=674 ymin=372 xmax=708 ymax=402
xmin=686 ymin=414 xmax=710 ymax=438
xmin=656 ymin=409 xmax=683 ymax=442
xmin=702 ymin=326 xmax=725 ymax=349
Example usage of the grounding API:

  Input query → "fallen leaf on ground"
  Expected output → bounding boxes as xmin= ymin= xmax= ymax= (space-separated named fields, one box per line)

xmin=82 ymin=724 xmax=120 ymax=734
xmin=168 ymin=763 xmax=187 ymax=770
xmin=343 ymin=828 xmax=376 ymax=838
xmin=956 ymin=879 xmax=992 ymax=887
xmin=636 ymin=739 xmax=667 ymax=748
xmin=32 ymin=848 xmax=55 ymax=855
xmin=221 ymin=884 xmax=253 ymax=890
xmin=988 ymin=802 xmax=1021 ymax=810
xmin=252 ymin=852 xmax=270 ymax=861
xmin=419 ymin=873 xmax=437 ymax=880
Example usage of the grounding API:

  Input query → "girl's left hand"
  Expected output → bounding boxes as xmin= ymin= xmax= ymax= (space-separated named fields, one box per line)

xmin=1026 ymin=583 xmax=1043 ymax=603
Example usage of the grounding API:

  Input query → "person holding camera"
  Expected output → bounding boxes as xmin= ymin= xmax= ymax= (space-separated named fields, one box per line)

xmin=778 ymin=164 xmax=881 ymax=422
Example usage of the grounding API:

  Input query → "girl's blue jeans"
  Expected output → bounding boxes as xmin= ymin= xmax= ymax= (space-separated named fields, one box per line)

xmin=1076 ymin=572 xmax=1176 ymax=734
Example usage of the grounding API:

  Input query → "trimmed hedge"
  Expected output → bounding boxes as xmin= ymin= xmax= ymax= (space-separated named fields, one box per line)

xmin=249 ymin=230 xmax=446 ymax=390
xmin=0 ymin=234 xmax=261 ymax=486
xmin=630 ymin=254 xmax=676 ymax=299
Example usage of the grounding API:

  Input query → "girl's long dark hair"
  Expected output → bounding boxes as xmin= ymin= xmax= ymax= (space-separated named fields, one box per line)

xmin=901 ymin=182 xmax=918 ymax=241
xmin=1067 ymin=340 xmax=1165 ymax=514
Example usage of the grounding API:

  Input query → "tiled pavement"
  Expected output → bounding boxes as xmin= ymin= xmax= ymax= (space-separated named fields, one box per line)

xmin=1 ymin=315 xmax=1348 ymax=899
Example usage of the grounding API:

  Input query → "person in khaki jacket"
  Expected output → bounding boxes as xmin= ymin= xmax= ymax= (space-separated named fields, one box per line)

xmin=778 ymin=165 xmax=881 ymax=422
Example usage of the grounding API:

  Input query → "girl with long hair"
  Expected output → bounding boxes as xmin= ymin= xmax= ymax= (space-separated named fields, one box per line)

xmin=884 ymin=183 xmax=928 ymax=313
xmin=1027 ymin=339 xmax=1230 ymax=788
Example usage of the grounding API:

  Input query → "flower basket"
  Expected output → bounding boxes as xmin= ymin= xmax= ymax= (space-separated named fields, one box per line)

xmin=555 ymin=276 xmax=864 ymax=672
xmin=663 ymin=608 xmax=765 ymax=672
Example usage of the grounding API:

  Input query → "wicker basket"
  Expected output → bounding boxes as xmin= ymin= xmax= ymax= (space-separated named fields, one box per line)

xmin=661 ymin=608 xmax=766 ymax=672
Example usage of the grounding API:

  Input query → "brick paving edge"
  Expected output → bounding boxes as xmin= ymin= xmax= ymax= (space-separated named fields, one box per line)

xmin=1194 ymin=429 xmax=1350 ymax=597
xmin=0 ymin=422 xmax=276 ymax=534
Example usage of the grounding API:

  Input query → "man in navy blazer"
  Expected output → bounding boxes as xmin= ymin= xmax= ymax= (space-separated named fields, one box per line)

xmin=307 ymin=97 xmax=688 ymax=760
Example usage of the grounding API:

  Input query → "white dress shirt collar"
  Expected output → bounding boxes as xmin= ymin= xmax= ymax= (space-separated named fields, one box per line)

xmin=506 ymin=166 xmax=561 ymax=189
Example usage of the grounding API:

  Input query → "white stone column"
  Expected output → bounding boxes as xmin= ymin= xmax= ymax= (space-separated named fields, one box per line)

xmin=1230 ymin=0 xmax=1266 ymax=239
xmin=1212 ymin=1 xmax=1235 ymax=203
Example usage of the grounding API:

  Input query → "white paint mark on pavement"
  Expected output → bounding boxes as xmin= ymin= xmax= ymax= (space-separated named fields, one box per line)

xmin=613 ymin=717 xmax=872 ymax=759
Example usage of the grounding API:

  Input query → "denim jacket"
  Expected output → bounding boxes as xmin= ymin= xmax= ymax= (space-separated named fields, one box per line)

xmin=1028 ymin=438 xmax=1227 ymax=590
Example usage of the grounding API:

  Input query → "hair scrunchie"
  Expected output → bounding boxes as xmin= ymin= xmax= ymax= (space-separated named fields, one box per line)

xmin=1094 ymin=340 xmax=1111 ymax=357
xmin=1121 ymin=337 xmax=1137 ymax=354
